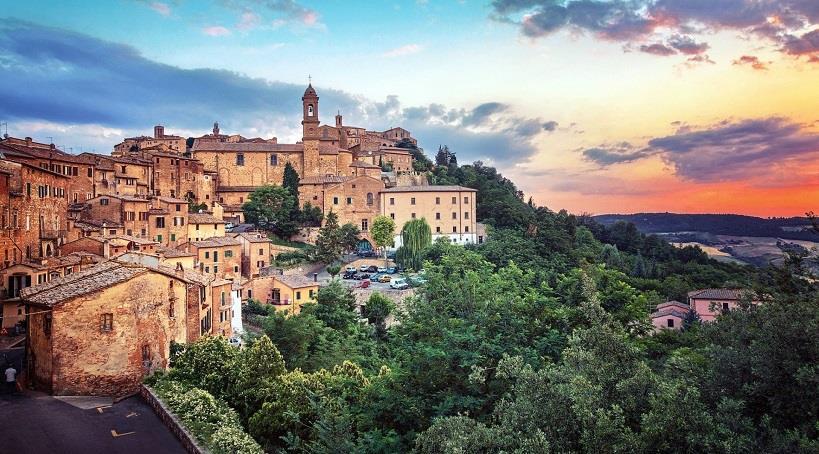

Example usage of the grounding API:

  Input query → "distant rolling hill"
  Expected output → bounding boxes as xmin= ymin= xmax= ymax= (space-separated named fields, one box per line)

xmin=593 ymin=213 xmax=817 ymax=241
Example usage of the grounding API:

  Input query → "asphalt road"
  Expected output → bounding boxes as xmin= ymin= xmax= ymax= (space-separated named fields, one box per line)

xmin=0 ymin=392 xmax=185 ymax=454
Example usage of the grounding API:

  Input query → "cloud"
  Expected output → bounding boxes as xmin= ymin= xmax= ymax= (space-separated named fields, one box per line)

xmin=582 ymin=142 xmax=654 ymax=165
xmin=667 ymin=34 xmax=709 ymax=55
xmin=203 ymin=25 xmax=231 ymax=36
xmin=237 ymin=11 xmax=261 ymax=31
xmin=134 ymin=1 xmax=171 ymax=17
xmin=491 ymin=0 xmax=819 ymax=61
xmin=782 ymin=28 xmax=819 ymax=55
xmin=639 ymin=43 xmax=676 ymax=56
xmin=381 ymin=43 xmax=423 ymax=58
xmin=581 ymin=117 xmax=819 ymax=184
xmin=542 ymin=120 xmax=559 ymax=131
xmin=148 ymin=2 xmax=172 ymax=16
xmin=0 ymin=19 xmax=555 ymax=165
xmin=733 ymin=55 xmax=768 ymax=70
xmin=221 ymin=0 xmax=323 ymax=28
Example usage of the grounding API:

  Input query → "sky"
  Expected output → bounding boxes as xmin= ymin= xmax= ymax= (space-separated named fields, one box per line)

xmin=1 ymin=1 xmax=818 ymax=217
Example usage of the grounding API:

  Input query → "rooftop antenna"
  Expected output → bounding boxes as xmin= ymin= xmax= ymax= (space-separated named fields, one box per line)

xmin=0 ymin=122 xmax=7 ymax=136
xmin=47 ymin=136 xmax=53 ymax=144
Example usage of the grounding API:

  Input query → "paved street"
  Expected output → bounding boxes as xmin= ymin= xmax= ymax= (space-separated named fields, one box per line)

xmin=0 ymin=391 xmax=185 ymax=454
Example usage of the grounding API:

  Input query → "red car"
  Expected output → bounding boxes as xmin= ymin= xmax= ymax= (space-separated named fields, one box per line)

xmin=356 ymin=279 xmax=371 ymax=288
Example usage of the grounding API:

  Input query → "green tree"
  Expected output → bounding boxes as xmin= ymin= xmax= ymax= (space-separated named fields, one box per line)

xmin=327 ymin=263 xmax=341 ymax=279
xmin=315 ymin=211 xmax=343 ymax=263
xmin=242 ymin=185 xmax=299 ymax=237
xmin=363 ymin=292 xmax=394 ymax=340
xmin=396 ymin=218 xmax=431 ymax=271
xmin=305 ymin=280 xmax=358 ymax=331
xmin=282 ymin=162 xmax=300 ymax=200
xmin=370 ymin=215 xmax=396 ymax=264
xmin=300 ymin=202 xmax=324 ymax=227
xmin=339 ymin=222 xmax=361 ymax=253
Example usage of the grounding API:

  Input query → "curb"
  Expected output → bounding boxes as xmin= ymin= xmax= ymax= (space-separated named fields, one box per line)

xmin=140 ymin=384 xmax=207 ymax=454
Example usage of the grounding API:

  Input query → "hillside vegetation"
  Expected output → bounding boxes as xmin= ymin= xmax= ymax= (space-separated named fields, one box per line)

xmin=151 ymin=159 xmax=819 ymax=453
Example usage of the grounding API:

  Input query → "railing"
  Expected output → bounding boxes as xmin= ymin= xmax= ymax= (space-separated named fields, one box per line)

xmin=270 ymin=299 xmax=290 ymax=306
xmin=39 ymin=229 xmax=66 ymax=240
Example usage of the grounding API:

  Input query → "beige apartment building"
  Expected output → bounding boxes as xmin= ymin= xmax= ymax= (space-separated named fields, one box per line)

xmin=380 ymin=185 xmax=478 ymax=248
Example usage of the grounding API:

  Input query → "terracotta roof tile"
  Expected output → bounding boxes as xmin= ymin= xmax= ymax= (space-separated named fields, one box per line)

xmin=188 ymin=212 xmax=226 ymax=224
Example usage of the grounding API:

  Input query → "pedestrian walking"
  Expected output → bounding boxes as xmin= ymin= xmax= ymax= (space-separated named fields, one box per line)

xmin=5 ymin=364 xmax=17 ymax=394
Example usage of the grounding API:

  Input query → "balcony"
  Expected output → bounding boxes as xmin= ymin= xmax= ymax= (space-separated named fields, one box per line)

xmin=39 ymin=229 xmax=66 ymax=240
xmin=270 ymin=299 xmax=290 ymax=306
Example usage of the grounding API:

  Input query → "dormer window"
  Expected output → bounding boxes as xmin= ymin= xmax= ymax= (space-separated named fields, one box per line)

xmin=307 ymin=105 xmax=314 ymax=117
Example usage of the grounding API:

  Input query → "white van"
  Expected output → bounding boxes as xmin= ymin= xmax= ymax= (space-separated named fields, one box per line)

xmin=390 ymin=278 xmax=409 ymax=290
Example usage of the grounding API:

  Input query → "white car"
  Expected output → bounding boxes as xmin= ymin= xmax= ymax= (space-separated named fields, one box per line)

xmin=345 ymin=265 xmax=357 ymax=273
xmin=377 ymin=266 xmax=388 ymax=273
xmin=359 ymin=264 xmax=370 ymax=272
xmin=228 ymin=337 xmax=243 ymax=348
xmin=390 ymin=278 xmax=409 ymax=290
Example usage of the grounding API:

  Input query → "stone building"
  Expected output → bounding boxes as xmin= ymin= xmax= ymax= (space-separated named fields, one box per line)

xmin=380 ymin=185 xmax=478 ymax=248
xmin=21 ymin=259 xmax=216 ymax=396
xmin=177 ymin=236 xmax=242 ymax=280
xmin=0 ymin=157 xmax=70 ymax=261
xmin=113 ymin=125 xmax=186 ymax=155
xmin=189 ymin=84 xmax=416 ymax=230
xmin=230 ymin=231 xmax=274 ymax=278
xmin=1 ymin=137 xmax=97 ymax=203
xmin=151 ymin=153 xmax=204 ymax=200
xmin=299 ymin=174 xmax=385 ymax=236
xmin=0 ymin=252 xmax=103 ymax=330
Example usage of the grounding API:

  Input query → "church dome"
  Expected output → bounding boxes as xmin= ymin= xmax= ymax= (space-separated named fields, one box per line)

xmin=303 ymin=83 xmax=317 ymax=97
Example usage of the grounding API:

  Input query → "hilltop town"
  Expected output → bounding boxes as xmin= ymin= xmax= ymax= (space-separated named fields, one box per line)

xmin=0 ymin=84 xmax=488 ymax=395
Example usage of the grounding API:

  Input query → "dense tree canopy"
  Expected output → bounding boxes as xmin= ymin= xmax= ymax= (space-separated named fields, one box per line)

xmin=159 ymin=155 xmax=818 ymax=453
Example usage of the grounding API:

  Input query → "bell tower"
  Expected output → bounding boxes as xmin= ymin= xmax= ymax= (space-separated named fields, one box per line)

xmin=301 ymin=81 xmax=321 ymax=177
xmin=302 ymin=82 xmax=319 ymax=141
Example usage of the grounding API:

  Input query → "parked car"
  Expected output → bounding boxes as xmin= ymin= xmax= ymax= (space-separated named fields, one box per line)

xmin=342 ymin=270 xmax=357 ymax=279
xmin=359 ymin=273 xmax=371 ymax=280
xmin=228 ymin=337 xmax=243 ymax=348
xmin=356 ymin=279 xmax=371 ymax=288
xmin=390 ymin=278 xmax=409 ymax=290
xmin=377 ymin=266 xmax=388 ymax=273
xmin=407 ymin=276 xmax=428 ymax=287
xmin=345 ymin=265 xmax=357 ymax=273
xmin=357 ymin=250 xmax=376 ymax=257
xmin=387 ymin=266 xmax=398 ymax=274
xmin=367 ymin=265 xmax=378 ymax=273
xmin=359 ymin=264 xmax=370 ymax=272
xmin=386 ymin=251 xmax=396 ymax=259
xmin=378 ymin=274 xmax=392 ymax=283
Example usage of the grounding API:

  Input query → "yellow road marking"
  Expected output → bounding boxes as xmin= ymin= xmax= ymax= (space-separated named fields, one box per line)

xmin=111 ymin=430 xmax=136 ymax=438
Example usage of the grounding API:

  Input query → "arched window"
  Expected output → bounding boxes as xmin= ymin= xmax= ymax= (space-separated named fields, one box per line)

xmin=366 ymin=192 xmax=374 ymax=205
xmin=270 ymin=154 xmax=278 ymax=166
xmin=307 ymin=105 xmax=314 ymax=117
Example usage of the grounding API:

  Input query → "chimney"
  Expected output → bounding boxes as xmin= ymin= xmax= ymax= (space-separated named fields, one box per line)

xmin=313 ymin=272 xmax=318 ymax=282
xmin=50 ymin=143 xmax=55 ymax=150
xmin=154 ymin=125 xmax=164 ymax=139
xmin=175 ymin=261 xmax=185 ymax=276
xmin=25 ymin=137 xmax=32 ymax=146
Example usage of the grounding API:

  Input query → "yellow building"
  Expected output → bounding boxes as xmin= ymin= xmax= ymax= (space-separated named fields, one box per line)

xmin=380 ymin=185 xmax=478 ymax=248
xmin=177 ymin=236 xmax=242 ymax=280
xmin=187 ymin=212 xmax=226 ymax=241
xmin=241 ymin=274 xmax=318 ymax=315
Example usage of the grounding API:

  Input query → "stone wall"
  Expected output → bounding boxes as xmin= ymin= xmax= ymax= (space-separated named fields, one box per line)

xmin=140 ymin=385 xmax=205 ymax=454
